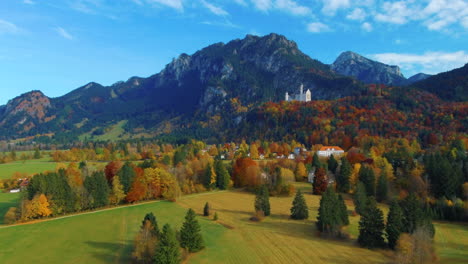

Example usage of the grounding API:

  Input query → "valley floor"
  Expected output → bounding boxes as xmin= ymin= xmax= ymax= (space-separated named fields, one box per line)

xmin=0 ymin=184 xmax=466 ymax=264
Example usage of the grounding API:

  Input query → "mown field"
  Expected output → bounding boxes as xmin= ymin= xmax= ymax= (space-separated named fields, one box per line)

xmin=0 ymin=185 xmax=466 ymax=264
xmin=0 ymin=192 xmax=20 ymax=224
xmin=0 ymin=159 xmax=58 ymax=180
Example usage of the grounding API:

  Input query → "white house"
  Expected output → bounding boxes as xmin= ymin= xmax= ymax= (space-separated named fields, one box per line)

xmin=9 ymin=189 xmax=20 ymax=193
xmin=287 ymin=153 xmax=295 ymax=160
xmin=317 ymin=146 xmax=344 ymax=158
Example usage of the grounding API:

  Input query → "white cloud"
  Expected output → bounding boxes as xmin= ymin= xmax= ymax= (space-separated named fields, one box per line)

xmin=0 ymin=19 xmax=20 ymax=34
xmin=375 ymin=1 xmax=413 ymax=24
xmin=201 ymin=0 xmax=229 ymax=16
xmin=307 ymin=22 xmax=331 ymax=33
xmin=346 ymin=8 xmax=366 ymax=21
xmin=233 ymin=0 xmax=247 ymax=6
xmin=148 ymin=0 xmax=184 ymax=11
xmin=55 ymin=27 xmax=74 ymax=40
xmin=361 ymin=22 xmax=372 ymax=32
xmin=321 ymin=0 xmax=350 ymax=16
xmin=251 ymin=0 xmax=272 ymax=11
xmin=23 ymin=0 xmax=35 ymax=4
xmin=275 ymin=0 xmax=310 ymax=16
xmin=370 ymin=51 xmax=468 ymax=75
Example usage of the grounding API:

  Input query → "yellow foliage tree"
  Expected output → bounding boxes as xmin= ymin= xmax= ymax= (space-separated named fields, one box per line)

xmin=250 ymin=143 xmax=260 ymax=159
xmin=22 ymin=194 xmax=52 ymax=220
xmin=295 ymin=162 xmax=307 ymax=181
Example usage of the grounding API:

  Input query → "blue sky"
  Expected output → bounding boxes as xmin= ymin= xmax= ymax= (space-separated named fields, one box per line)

xmin=0 ymin=0 xmax=467 ymax=105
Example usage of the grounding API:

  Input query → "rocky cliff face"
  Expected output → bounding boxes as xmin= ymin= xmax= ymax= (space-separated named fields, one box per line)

xmin=331 ymin=51 xmax=406 ymax=85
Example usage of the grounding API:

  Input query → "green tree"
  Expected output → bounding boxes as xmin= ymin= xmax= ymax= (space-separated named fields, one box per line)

xmin=202 ymin=163 xmax=216 ymax=189
xmin=118 ymin=162 xmax=136 ymax=194
xmin=34 ymin=148 xmax=41 ymax=159
xmin=180 ymin=209 xmax=204 ymax=253
xmin=353 ymin=181 xmax=368 ymax=215
xmin=358 ymin=166 xmax=376 ymax=197
xmin=337 ymin=194 xmax=349 ymax=225
xmin=312 ymin=152 xmax=321 ymax=169
xmin=316 ymin=187 xmax=348 ymax=235
xmin=400 ymin=193 xmax=435 ymax=237
xmin=376 ymin=172 xmax=388 ymax=202
xmin=327 ymin=154 xmax=338 ymax=174
xmin=290 ymin=190 xmax=309 ymax=220
xmin=215 ymin=160 xmax=230 ymax=190
xmin=154 ymin=224 xmax=181 ymax=264
xmin=386 ymin=201 xmax=403 ymax=250
xmin=84 ymin=171 xmax=110 ymax=208
xmin=254 ymin=185 xmax=271 ymax=216
xmin=203 ymin=202 xmax=210 ymax=217
xmin=337 ymin=157 xmax=351 ymax=193
xmin=358 ymin=197 xmax=385 ymax=248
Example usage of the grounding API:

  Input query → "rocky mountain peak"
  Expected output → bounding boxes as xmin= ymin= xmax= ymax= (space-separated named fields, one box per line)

xmin=331 ymin=51 xmax=405 ymax=85
xmin=4 ymin=90 xmax=50 ymax=117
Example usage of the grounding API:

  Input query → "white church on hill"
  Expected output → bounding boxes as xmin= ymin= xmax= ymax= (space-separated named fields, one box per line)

xmin=285 ymin=84 xmax=311 ymax=102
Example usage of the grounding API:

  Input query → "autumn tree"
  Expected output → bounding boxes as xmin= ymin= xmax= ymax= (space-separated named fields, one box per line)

xmin=358 ymin=197 xmax=385 ymax=248
xmin=290 ymin=190 xmax=308 ymax=220
xmin=154 ymin=224 xmax=181 ymax=264
xmin=295 ymin=162 xmax=307 ymax=182
xmin=250 ymin=143 xmax=259 ymax=159
xmin=312 ymin=167 xmax=327 ymax=195
xmin=336 ymin=157 xmax=351 ymax=193
xmin=133 ymin=219 xmax=158 ymax=263
xmin=180 ymin=208 xmax=204 ymax=253
xmin=3 ymin=207 xmax=18 ymax=224
xmin=22 ymin=194 xmax=52 ymax=220
xmin=255 ymin=185 xmax=271 ymax=216
xmin=142 ymin=212 xmax=160 ymax=237
xmin=386 ymin=200 xmax=404 ymax=250
xmin=394 ymin=227 xmax=438 ymax=264
xmin=109 ymin=176 xmax=126 ymax=205
xmin=202 ymin=163 xmax=216 ymax=189
xmin=105 ymin=160 xmax=123 ymax=184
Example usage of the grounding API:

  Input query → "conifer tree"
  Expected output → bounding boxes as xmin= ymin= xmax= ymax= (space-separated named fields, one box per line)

xmin=353 ymin=181 xmax=368 ymax=215
xmin=358 ymin=166 xmax=376 ymax=196
xmin=376 ymin=172 xmax=388 ymax=202
xmin=202 ymin=163 xmax=216 ymax=189
xmin=254 ymin=185 xmax=271 ymax=216
xmin=213 ymin=212 xmax=218 ymax=221
xmin=215 ymin=160 xmax=230 ymax=190
xmin=337 ymin=157 xmax=351 ymax=193
xmin=312 ymin=152 xmax=321 ymax=169
xmin=328 ymin=154 xmax=338 ymax=174
xmin=386 ymin=201 xmax=403 ymax=250
xmin=180 ymin=209 xmax=204 ymax=253
xmin=118 ymin=162 xmax=136 ymax=194
xmin=358 ymin=197 xmax=385 ymax=248
xmin=154 ymin=224 xmax=181 ymax=264
xmin=203 ymin=202 xmax=210 ymax=217
xmin=316 ymin=187 xmax=348 ymax=236
xmin=290 ymin=190 xmax=309 ymax=220
xmin=312 ymin=167 xmax=328 ymax=195
xmin=337 ymin=194 xmax=349 ymax=225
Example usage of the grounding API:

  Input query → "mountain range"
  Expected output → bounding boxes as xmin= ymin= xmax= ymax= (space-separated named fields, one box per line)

xmin=0 ymin=33 xmax=466 ymax=142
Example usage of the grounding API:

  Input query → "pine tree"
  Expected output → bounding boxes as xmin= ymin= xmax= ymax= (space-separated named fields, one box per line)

xmin=316 ymin=187 xmax=347 ymax=236
xmin=328 ymin=154 xmax=338 ymax=174
xmin=202 ymin=163 xmax=216 ymax=189
xmin=154 ymin=224 xmax=181 ymax=264
xmin=312 ymin=152 xmax=321 ymax=169
xmin=290 ymin=190 xmax=309 ymax=220
xmin=353 ymin=181 xmax=368 ymax=215
xmin=34 ymin=148 xmax=41 ymax=159
xmin=376 ymin=172 xmax=388 ymax=202
xmin=180 ymin=209 xmax=204 ymax=253
xmin=213 ymin=212 xmax=218 ymax=221
xmin=358 ymin=197 xmax=385 ymax=248
xmin=386 ymin=201 xmax=403 ymax=250
xmin=118 ymin=162 xmax=136 ymax=194
xmin=215 ymin=160 xmax=230 ymax=190
xmin=254 ymin=185 xmax=271 ymax=216
xmin=337 ymin=157 xmax=351 ymax=193
xmin=203 ymin=202 xmax=210 ymax=217
xmin=400 ymin=193 xmax=422 ymax=234
xmin=142 ymin=212 xmax=160 ymax=237
xmin=337 ymin=194 xmax=349 ymax=225
xmin=358 ymin=166 xmax=376 ymax=197
xmin=312 ymin=167 xmax=328 ymax=195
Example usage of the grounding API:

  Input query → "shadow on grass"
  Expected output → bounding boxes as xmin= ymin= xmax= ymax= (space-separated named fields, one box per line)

xmin=85 ymin=240 xmax=133 ymax=264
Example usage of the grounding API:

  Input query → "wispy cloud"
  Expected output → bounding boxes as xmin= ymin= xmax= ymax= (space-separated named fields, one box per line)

xmin=147 ymin=0 xmax=184 ymax=11
xmin=201 ymin=20 xmax=240 ymax=28
xmin=361 ymin=22 xmax=372 ymax=32
xmin=0 ymin=19 xmax=20 ymax=35
xmin=23 ymin=0 xmax=35 ymax=4
xmin=307 ymin=22 xmax=331 ymax=33
xmin=321 ymin=0 xmax=350 ymax=16
xmin=346 ymin=8 xmax=366 ymax=21
xmin=55 ymin=27 xmax=74 ymax=40
xmin=251 ymin=0 xmax=272 ymax=12
xmin=275 ymin=0 xmax=310 ymax=16
xmin=201 ymin=0 xmax=229 ymax=16
xmin=370 ymin=51 xmax=468 ymax=75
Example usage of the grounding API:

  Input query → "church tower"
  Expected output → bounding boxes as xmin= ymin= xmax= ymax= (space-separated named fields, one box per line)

xmin=305 ymin=89 xmax=311 ymax=102
xmin=285 ymin=92 xmax=289 ymax=101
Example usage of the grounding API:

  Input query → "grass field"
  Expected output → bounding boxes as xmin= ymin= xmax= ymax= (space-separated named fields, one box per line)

xmin=0 ymin=159 xmax=58 ymax=180
xmin=0 ymin=186 xmax=466 ymax=264
xmin=0 ymin=192 xmax=21 ymax=224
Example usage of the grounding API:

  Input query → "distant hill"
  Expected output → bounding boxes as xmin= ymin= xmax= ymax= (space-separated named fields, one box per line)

xmin=331 ymin=51 xmax=406 ymax=86
xmin=409 ymin=63 xmax=468 ymax=101
xmin=405 ymin=73 xmax=432 ymax=85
